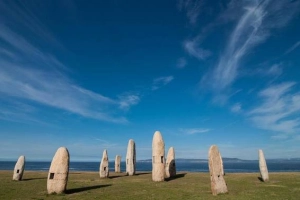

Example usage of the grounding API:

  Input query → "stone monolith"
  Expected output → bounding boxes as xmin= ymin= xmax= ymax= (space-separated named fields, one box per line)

xmin=99 ymin=149 xmax=109 ymax=178
xmin=259 ymin=149 xmax=269 ymax=182
xmin=47 ymin=147 xmax=69 ymax=194
xmin=13 ymin=155 xmax=25 ymax=181
xmin=208 ymin=145 xmax=228 ymax=195
xmin=126 ymin=139 xmax=136 ymax=176
xmin=115 ymin=155 xmax=121 ymax=173
xmin=152 ymin=131 xmax=165 ymax=182
xmin=165 ymin=147 xmax=176 ymax=178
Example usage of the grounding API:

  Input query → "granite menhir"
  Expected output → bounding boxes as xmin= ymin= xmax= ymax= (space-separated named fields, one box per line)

xmin=152 ymin=131 xmax=165 ymax=182
xmin=47 ymin=147 xmax=69 ymax=194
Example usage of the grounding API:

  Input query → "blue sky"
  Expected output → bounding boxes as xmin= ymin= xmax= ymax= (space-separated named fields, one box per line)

xmin=0 ymin=0 xmax=300 ymax=161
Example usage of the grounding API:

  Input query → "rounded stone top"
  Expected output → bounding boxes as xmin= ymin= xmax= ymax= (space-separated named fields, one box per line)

xmin=128 ymin=139 xmax=135 ymax=145
xmin=55 ymin=147 xmax=69 ymax=156
xmin=103 ymin=149 xmax=108 ymax=156
xmin=168 ymin=147 xmax=175 ymax=154
xmin=19 ymin=155 xmax=25 ymax=160
xmin=209 ymin=145 xmax=218 ymax=151
xmin=153 ymin=131 xmax=163 ymax=141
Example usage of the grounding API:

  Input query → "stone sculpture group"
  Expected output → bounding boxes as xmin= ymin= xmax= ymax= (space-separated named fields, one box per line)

xmin=12 ymin=130 xmax=270 ymax=196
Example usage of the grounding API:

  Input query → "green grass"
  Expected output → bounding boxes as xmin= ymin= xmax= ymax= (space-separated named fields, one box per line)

xmin=1 ymin=170 xmax=300 ymax=199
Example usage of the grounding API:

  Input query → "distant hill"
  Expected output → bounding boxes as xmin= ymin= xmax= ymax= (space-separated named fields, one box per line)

xmin=138 ymin=158 xmax=300 ymax=163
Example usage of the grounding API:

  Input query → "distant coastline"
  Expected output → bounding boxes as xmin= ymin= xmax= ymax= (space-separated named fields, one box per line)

xmin=1 ymin=158 xmax=300 ymax=173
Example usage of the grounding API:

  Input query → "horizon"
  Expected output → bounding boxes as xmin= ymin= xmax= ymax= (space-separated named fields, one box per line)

xmin=1 ymin=0 xmax=300 ymax=161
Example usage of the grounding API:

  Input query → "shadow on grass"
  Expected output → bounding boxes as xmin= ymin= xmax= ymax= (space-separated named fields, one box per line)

xmin=165 ymin=173 xmax=187 ymax=182
xmin=22 ymin=177 xmax=47 ymax=181
xmin=257 ymin=177 xmax=265 ymax=182
xmin=135 ymin=172 xmax=151 ymax=176
xmin=66 ymin=184 xmax=111 ymax=194
xmin=109 ymin=175 xmax=125 ymax=179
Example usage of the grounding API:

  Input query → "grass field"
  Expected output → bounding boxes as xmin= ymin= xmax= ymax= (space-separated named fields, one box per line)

xmin=0 ymin=170 xmax=300 ymax=199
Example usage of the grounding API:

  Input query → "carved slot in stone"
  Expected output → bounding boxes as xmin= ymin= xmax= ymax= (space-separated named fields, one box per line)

xmin=161 ymin=156 xmax=163 ymax=163
xmin=49 ymin=173 xmax=54 ymax=179
xmin=104 ymin=167 xmax=106 ymax=171
xmin=17 ymin=170 xmax=19 ymax=173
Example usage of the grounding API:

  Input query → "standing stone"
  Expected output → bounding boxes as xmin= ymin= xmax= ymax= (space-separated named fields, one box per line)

xmin=152 ymin=131 xmax=165 ymax=182
xmin=208 ymin=145 xmax=228 ymax=195
xmin=47 ymin=147 xmax=69 ymax=194
xmin=12 ymin=155 xmax=25 ymax=181
xmin=126 ymin=139 xmax=136 ymax=176
xmin=165 ymin=147 xmax=176 ymax=178
xmin=115 ymin=155 xmax=121 ymax=173
xmin=259 ymin=149 xmax=269 ymax=182
xmin=99 ymin=149 xmax=109 ymax=178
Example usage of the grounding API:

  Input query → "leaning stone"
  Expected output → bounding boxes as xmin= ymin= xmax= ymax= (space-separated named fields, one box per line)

xmin=259 ymin=149 xmax=269 ymax=182
xmin=208 ymin=145 xmax=228 ymax=195
xmin=12 ymin=155 xmax=25 ymax=181
xmin=47 ymin=147 xmax=70 ymax=194
xmin=152 ymin=131 xmax=165 ymax=182
xmin=115 ymin=155 xmax=121 ymax=173
xmin=99 ymin=149 xmax=109 ymax=178
xmin=126 ymin=139 xmax=136 ymax=176
xmin=165 ymin=147 xmax=176 ymax=178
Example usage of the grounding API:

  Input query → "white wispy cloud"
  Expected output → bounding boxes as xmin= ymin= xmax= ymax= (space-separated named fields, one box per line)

xmin=202 ymin=0 xmax=300 ymax=93
xmin=177 ymin=57 xmax=187 ymax=69
xmin=0 ymin=24 xmax=138 ymax=124
xmin=231 ymin=103 xmax=242 ymax=113
xmin=249 ymin=82 xmax=300 ymax=134
xmin=264 ymin=64 xmax=283 ymax=76
xmin=184 ymin=39 xmax=211 ymax=60
xmin=178 ymin=0 xmax=203 ymax=24
xmin=118 ymin=94 xmax=140 ymax=111
xmin=284 ymin=41 xmax=300 ymax=55
xmin=179 ymin=128 xmax=211 ymax=135
xmin=152 ymin=76 xmax=174 ymax=91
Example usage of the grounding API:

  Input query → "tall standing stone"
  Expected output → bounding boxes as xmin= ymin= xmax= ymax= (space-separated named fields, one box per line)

xmin=152 ymin=131 xmax=165 ymax=182
xmin=165 ymin=147 xmax=176 ymax=178
xmin=99 ymin=149 xmax=109 ymax=178
xmin=115 ymin=155 xmax=121 ymax=173
xmin=126 ymin=139 xmax=136 ymax=176
xmin=12 ymin=155 xmax=25 ymax=181
xmin=47 ymin=147 xmax=69 ymax=194
xmin=259 ymin=149 xmax=269 ymax=182
xmin=208 ymin=145 xmax=228 ymax=195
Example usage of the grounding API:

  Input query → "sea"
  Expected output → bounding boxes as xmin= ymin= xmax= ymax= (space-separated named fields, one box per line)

xmin=1 ymin=159 xmax=300 ymax=173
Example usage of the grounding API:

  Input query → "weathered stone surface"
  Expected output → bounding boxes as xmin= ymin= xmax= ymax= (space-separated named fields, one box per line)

xmin=152 ymin=131 xmax=165 ymax=182
xmin=259 ymin=149 xmax=269 ymax=182
xmin=13 ymin=155 xmax=25 ymax=181
xmin=126 ymin=139 xmax=136 ymax=176
xmin=47 ymin=147 xmax=69 ymax=194
xmin=99 ymin=149 xmax=109 ymax=178
xmin=115 ymin=155 xmax=121 ymax=173
xmin=165 ymin=147 xmax=176 ymax=178
xmin=208 ymin=145 xmax=228 ymax=195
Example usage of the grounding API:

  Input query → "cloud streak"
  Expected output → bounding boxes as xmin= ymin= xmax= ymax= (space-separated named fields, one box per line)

xmin=202 ymin=0 xmax=300 ymax=93
xmin=180 ymin=128 xmax=211 ymax=135
xmin=152 ymin=76 xmax=174 ymax=91
xmin=178 ymin=0 xmax=203 ymax=24
xmin=184 ymin=39 xmax=211 ymax=60
xmin=0 ymin=25 xmax=138 ymax=124
xmin=248 ymin=82 xmax=300 ymax=135
xmin=285 ymin=41 xmax=300 ymax=55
